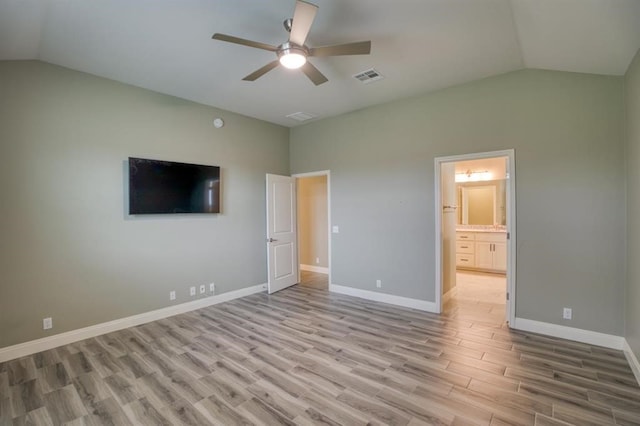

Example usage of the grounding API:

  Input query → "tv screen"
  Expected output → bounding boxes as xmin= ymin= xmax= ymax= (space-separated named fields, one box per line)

xmin=129 ymin=157 xmax=220 ymax=214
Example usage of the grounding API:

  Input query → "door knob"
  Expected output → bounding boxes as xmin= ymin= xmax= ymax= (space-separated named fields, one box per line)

xmin=267 ymin=238 xmax=278 ymax=243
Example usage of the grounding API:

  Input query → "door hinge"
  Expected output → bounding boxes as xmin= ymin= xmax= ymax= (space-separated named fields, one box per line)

xmin=507 ymin=232 xmax=510 ymax=240
xmin=506 ymin=292 xmax=510 ymax=301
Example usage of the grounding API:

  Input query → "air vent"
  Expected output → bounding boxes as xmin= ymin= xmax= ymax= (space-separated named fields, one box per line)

xmin=286 ymin=112 xmax=317 ymax=122
xmin=353 ymin=68 xmax=384 ymax=84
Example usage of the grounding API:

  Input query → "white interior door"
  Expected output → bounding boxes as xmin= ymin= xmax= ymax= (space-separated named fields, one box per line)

xmin=441 ymin=163 xmax=457 ymax=299
xmin=266 ymin=174 xmax=298 ymax=294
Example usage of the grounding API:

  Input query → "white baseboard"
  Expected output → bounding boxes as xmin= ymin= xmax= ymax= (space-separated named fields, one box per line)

xmin=442 ymin=286 xmax=458 ymax=304
xmin=329 ymin=284 xmax=438 ymax=313
xmin=623 ymin=339 xmax=640 ymax=386
xmin=0 ymin=283 xmax=267 ymax=363
xmin=512 ymin=317 xmax=625 ymax=350
xmin=300 ymin=264 xmax=329 ymax=274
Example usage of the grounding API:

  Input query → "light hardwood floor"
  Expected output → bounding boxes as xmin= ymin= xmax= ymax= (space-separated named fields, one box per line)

xmin=1 ymin=275 xmax=639 ymax=425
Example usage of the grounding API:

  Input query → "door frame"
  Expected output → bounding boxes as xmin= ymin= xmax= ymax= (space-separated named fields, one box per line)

xmin=434 ymin=149 xmax=516 ymax=325
xmin=292 ymin=170 xmax=332 ymax=288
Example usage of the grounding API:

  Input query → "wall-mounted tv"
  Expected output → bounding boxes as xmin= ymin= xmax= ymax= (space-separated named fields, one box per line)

xmin=129 ymin=157 xmax=220 ymax=214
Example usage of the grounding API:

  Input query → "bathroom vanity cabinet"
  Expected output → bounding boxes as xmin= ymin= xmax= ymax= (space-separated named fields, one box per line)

xmin=455 ymin=230 xmax=506 ymax=273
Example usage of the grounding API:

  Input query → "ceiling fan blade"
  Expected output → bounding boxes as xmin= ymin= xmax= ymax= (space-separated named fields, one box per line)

xmin=289 ymin=0 xmax=318 ymax=46
xmin=300 ymin=61 xmax=328 ymax=86
xmin=310 ymin=41 xmax=371 ymax=57
xmin=212 ymin=33 xmax=277 ymax=52
xmin=242 ymin=60 xmax=280 ymax=81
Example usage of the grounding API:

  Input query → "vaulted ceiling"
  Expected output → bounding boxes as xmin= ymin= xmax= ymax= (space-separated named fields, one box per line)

xmin=1 ymin=0 xmax=639 ymax=127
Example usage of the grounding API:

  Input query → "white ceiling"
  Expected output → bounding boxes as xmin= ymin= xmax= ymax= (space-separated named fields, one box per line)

xmin=1 ymin=0 xmax=639 ymax=127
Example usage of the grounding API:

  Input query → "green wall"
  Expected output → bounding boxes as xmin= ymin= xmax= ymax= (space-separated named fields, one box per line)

xmin=291 ymin=69 xmax=626 ymax=335
xmin=626 ymin=48 xmax=640 ymax=360
xmin=0 ymin=61 xmax=289 ymax=348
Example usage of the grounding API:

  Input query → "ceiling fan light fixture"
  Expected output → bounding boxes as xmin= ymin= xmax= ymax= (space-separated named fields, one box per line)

xmin=278 ymin=43 xmax=307 ymax=69
xmin=280 ymin=52 xmax=306 ymax=69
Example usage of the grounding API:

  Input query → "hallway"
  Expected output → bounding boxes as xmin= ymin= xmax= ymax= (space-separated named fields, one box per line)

xmin=298 ymin=270 xmax=328 ymax=290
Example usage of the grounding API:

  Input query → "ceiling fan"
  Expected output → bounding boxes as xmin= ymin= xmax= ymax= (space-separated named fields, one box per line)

xmin=211 ymin=0 xmax=371 ymax=86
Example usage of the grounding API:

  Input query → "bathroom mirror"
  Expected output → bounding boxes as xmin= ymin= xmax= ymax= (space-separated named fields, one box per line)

xmin=457 ymin=180 xmax=506 ymax=225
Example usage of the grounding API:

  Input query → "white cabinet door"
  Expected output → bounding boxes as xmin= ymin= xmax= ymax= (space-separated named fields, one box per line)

xmin=475 ymin=242 xmax=494 ymax=269
xmin=493 ymin=242 xmax=507 ymax=271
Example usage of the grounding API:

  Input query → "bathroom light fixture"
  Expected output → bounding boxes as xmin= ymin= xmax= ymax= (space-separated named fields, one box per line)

xmin=278 ymin=43 xmax=307 ymax=69
xmin=455 ymin=170 xmax=492 ymax=183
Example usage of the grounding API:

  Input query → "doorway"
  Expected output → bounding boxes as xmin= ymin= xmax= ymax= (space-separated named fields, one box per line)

xmin=434 ymin=150 xmax=516 ymax=325
xmin=294 ymin=171 xmax=330 ymax=290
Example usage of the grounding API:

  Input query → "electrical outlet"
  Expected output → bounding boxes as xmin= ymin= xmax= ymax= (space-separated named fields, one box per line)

xmin=43 ymin=317 xmax=53 ymax=330
xmin=563 ymin=307 xmax=572 ymax=320
xmin=376 ymin=279 xmax=382 ymax=288
xmin=169 ymin=291 xmax=176 ymax=301
xmin=199 ymin=285 xmax=206 ymax=294
xmin=332 ymin=226 xmax=339 ymax=233
xmin=209 ymin=283 xmax=215 ymax=293
xmin=315 ymin=257 xmax=320 ymax=264
xmin=190 ymin=286 xmax=196 ymax=296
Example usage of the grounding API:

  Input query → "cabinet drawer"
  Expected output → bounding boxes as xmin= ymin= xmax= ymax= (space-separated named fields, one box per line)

xmin=456 ymin=232 xmax=475 ymax=241
xmin=456 ymin=254 xmax=475 ymax=267
xmin=475 ymin=232 xmax=507 ymax=243
xmin=456 ymin=241 xmax=474 ymax=254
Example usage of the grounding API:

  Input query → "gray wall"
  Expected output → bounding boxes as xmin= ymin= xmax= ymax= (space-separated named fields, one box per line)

xmin=626 ymin=49 xmax=640 ymax=359
xmin=291 ymin=69 xmax=625 ymax=335
xmin=0 ymin=61 xmax=289 ymax=348
xmin=297 ymin=176 xmax=328 ymax=268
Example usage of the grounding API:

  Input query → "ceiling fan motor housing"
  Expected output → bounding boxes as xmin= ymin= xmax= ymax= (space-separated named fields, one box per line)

xmin=278 ymin=42 xmax=308 ymax=58
xmin=283 ymin=18 xmax=293 ymax=32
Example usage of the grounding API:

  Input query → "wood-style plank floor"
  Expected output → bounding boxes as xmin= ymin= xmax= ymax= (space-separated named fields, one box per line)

xmin=1 ymin=273 xmax=639 ymax=425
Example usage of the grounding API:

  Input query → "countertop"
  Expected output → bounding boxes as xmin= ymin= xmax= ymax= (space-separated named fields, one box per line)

xmin=456 ymin=226 xmax=507 ymax=233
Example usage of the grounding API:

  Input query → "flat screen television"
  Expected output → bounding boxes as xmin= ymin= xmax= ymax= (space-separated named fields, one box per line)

xmin=128 ymin=157 xmax=220 ymax=214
